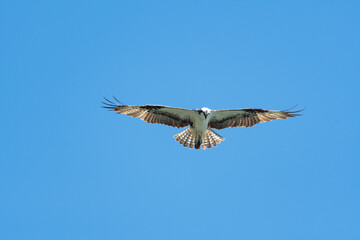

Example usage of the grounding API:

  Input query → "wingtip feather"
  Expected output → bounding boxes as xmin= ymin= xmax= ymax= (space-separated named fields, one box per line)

xmin=101 ymin=96 xmax=126 ymax=111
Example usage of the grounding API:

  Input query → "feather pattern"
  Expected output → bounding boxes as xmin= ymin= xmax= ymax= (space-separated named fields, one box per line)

xmin=209 ymin=108 xmax=302 ymax=129
xmin=103 ymin=97 xmax=302 ymax=150
xmin=102 ymin=97 xmax=195 ymax=128
xmin=174 ymin=128 xmax=224 ymax=150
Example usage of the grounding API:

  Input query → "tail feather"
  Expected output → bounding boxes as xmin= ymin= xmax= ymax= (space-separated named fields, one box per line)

xmin=201 ymin=133 xmax=211 ymax=149
xmin=189 ymin=134 xmax=195 ymax=149
xmin=174 ymin=128 xmax=225 ymax=150
xmin=180 ymin=131 xmax=189 ymax=144
xmin=183 ymin=130 xmax=192 ymax=147
xmin=212 ymin=130 xmax=224 ymax=143
xmin=209 ymin=132 xmax=217 ymax=146
xmin=202 ymin=129 xmax=224 ymax=149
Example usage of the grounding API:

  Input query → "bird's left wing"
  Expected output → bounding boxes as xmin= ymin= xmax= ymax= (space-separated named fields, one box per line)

xmin=102 ymin=98 xmax=195 ymax=128
xmin=209 ymin=108 xmax=302 ymax=129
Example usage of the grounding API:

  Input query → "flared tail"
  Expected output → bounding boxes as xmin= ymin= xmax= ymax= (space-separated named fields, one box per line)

xmin=174 ymin=128 xmax=225 ymax=150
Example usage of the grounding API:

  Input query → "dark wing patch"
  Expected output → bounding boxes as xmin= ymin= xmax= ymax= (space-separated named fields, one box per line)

xmin=209 ymin=108 xmax=302 ymax=130
xmin=102 ymin=97 xmax=193 ymax=128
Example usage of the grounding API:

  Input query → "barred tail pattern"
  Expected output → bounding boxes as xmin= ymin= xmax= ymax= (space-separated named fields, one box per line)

xmin=174 ymin=128 xmax=196 ymax=149
xmin=174 ymin=128 xmax=225 ymax=150
xmin=201 ymin=129 xmax=225 ymax=149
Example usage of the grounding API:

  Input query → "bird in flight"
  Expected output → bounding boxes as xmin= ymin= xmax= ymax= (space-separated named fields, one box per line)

xmin=102 ymin=97 xmax=302 ymax=150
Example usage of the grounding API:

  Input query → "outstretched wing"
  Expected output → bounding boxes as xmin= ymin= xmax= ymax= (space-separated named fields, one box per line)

xmin=102 ymin=97 xmax=195 ymax=128
xmin=209 ymin=108 xmax=302 ymax=129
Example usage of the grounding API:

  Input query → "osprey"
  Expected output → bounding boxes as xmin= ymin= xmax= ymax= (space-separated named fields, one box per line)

xmin=103 ymin=97 xmax=302 ymax=150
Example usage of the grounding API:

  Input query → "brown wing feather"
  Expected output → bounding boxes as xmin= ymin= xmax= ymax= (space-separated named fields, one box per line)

xmin=209 ymin=108 xmax=302 ymax=130
xmin=102 ymin=97 xmax=193 ymax=128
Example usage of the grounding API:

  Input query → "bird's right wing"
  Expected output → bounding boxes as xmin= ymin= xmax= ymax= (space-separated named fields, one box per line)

xmin=102 ymin=97 xmax=197 ymax=128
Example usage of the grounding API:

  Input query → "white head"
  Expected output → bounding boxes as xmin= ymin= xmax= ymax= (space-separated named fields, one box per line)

xmin=201 ymin=107 xmax=212 ymax=115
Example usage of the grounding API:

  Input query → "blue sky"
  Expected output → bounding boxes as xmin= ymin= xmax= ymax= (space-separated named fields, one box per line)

xmin=1 ymin=1 xmax=360 ymax=239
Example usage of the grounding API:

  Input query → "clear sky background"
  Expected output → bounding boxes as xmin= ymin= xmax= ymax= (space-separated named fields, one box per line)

xmin=1 ymin=1 xmax=360 ymax=239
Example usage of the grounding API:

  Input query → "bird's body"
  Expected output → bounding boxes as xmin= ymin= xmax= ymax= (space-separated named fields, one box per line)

xmin=103 ymin=97 xmax=302 ymax=150
xmin=189 ymin=108 xmax=212 ymax=148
